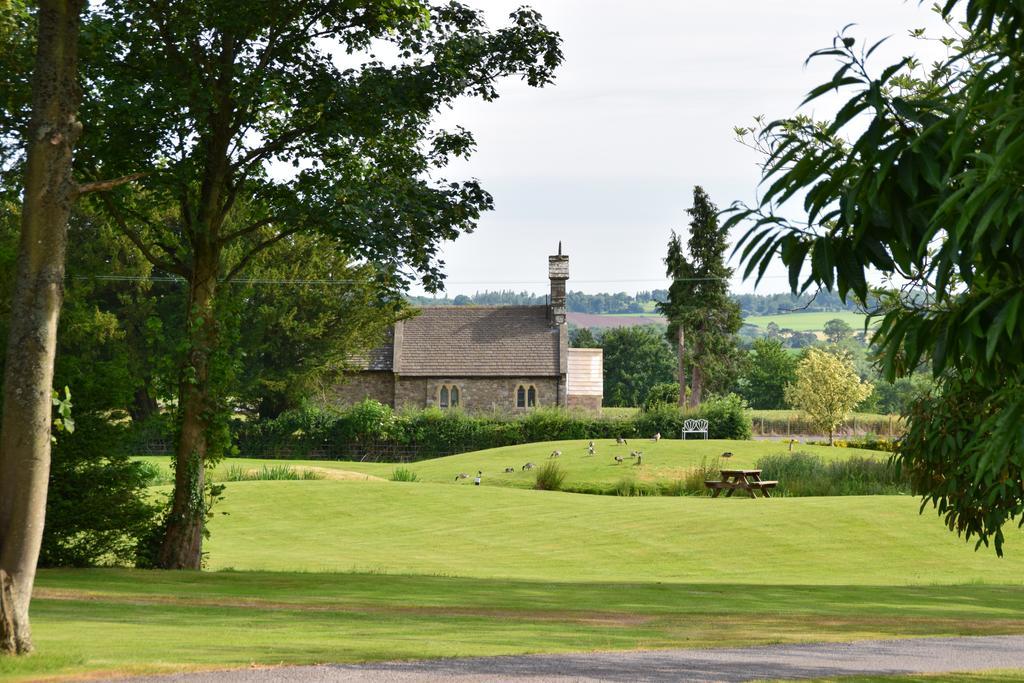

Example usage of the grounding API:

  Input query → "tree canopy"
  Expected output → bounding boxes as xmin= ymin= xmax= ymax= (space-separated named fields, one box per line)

xmin=728 ymin=0 xmax=1024 ymax=552
xmin=658 ymin=186 xmax=743 ymax=406
xmin=600 ymin=326 xmax=676 ymax=408
xmin=0 ymin=0 xmax=565 ymax=568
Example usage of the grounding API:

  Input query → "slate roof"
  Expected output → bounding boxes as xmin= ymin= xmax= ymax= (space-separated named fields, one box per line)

xmin=355 ymin=306 xmax=560 ymax=377
xmin=349 ymin=328 xmax=394 ymax=371
xmin=398 ymin=306 xmax=559 ymax=377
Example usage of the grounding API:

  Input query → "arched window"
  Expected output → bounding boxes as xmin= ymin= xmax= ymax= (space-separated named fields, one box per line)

xmin=515 ymin=384 xmax=538 ymax=409
xmin=438 ymin=384 xmax=460 ymax=409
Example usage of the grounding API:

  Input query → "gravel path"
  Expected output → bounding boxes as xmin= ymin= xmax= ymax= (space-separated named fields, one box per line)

xmin=120 ymin=635 xmax=1024 ymax=682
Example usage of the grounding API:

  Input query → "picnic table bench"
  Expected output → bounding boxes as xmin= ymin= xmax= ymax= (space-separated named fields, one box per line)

xmin=705 ymin=469 xmax=777 ymax=498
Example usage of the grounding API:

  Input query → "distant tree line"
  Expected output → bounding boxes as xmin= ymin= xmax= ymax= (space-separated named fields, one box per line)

xmin=410 ymin=288 xmax=865 ymax=316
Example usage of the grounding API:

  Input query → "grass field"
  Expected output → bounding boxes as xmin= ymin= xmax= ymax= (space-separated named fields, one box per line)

xmin=744 ymin=310 xmax=871 ymax=332
xmin=140 ymin=438 xmax=880 ymax=494
xmin=10 ymin=440 xmax=1024 ymax=680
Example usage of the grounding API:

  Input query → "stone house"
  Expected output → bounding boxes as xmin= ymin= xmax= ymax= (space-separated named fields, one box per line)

xmin=335 ymin=248 xmax=603 ymax=412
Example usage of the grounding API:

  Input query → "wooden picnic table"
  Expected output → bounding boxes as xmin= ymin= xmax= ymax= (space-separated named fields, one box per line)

xmin=704 ymin=469 xmax=778 ymax=498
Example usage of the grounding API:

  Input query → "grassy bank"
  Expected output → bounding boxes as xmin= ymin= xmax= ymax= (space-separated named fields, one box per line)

xmin=9 ymin=477 xmax=1024 ymax=680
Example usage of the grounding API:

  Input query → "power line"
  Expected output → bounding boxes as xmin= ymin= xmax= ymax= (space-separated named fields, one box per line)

xmin=74 ymin=274 xmax=790 ymax=286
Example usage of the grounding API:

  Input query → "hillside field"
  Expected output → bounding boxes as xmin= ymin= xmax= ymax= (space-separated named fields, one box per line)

xmin=743 ymin=310 xmax=872 ymax=332
xmin=10 ymin=441 xmax=1024 ymax=680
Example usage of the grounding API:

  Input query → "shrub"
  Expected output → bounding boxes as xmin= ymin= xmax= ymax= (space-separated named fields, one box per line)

xmin=390 ymin=467 xmax=418 ymax=482
xmin=41 ymin=415 xmax=163 ymax=567
xmin=534 ymin=461 xmax=566 ymax=491
xmin=333 ymin=399 xmax=398 ymax=443
xmin=642 ymin=382 xmax=680 ymax=411
xmin=696 ymin=393 xmax=752 ymax=440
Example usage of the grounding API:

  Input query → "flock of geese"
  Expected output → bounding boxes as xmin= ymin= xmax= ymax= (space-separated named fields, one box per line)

xmin=455 ymin=434 xmax=664 ymax=482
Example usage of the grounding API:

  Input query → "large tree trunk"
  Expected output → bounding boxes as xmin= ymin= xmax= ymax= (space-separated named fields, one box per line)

xmin=688 ymin=341 xmax=704 ymax=409
xmin=0 ymin=0 xmax=83 ymax=655
xmin=155 ymin=249 xmax=219 ymax=570
xmin=129 ymin=385 xmax=159 ymax=423
xmin=676 ymin=326 xmax=686 ymax=409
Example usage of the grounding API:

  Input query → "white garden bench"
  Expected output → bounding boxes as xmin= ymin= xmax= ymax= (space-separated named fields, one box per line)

xmin=681 ymin=418 xmax=709 ymax=440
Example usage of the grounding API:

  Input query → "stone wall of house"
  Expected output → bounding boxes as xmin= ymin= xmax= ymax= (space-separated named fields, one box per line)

xmin=330 ymin=371 xmax=395 ymax=407
xmin=394 ymin=376 xmax=560 ymax=412
xmin=394 ymin=376 xmax=429 ymax=410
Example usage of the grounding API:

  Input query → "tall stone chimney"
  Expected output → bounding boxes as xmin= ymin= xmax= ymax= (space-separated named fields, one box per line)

xmin=548 ymin=242 xmax=569 ymax=325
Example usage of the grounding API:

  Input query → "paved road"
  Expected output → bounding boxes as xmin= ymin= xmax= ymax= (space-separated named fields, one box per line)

xmin=120 ymin=635 xmax=1024 ymax=682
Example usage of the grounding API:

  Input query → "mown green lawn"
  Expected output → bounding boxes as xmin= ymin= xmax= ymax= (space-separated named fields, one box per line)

xmin=744 ymin=310 xmax=871 ymax=332
xmin=140 ymin=437 xmax=882 ymax=493
xmin=12 ymin=443 xmax=1024 ymax=681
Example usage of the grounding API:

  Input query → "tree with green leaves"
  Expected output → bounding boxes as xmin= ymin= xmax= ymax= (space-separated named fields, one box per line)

xmin=600 ymin=325 xmax=676 ymax=408
xmin=738 ymin=337 xmax=797 ymax=410
xmin=40 ymin=1 xmax=561 ymax=569
xmin=658 ymin=186 xmax=743 ymax=408
xmin=569 ymin=326 xmax=599 ymax=348
xmin=0 ymin=0 xmax=86 ymax=654
xmin=227 ymin=232 xmax=404 ymax=419
xmin=823 ymin=318 xmax=853 ymax=345
xmin=785 ymin=348 xmax=873 ymax=445
xmin=727 ymin=1 xmax=1024 ymax=553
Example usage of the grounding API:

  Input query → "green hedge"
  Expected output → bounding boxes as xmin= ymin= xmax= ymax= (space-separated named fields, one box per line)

xmin=229 ymin=394 xmax=752 ymax=460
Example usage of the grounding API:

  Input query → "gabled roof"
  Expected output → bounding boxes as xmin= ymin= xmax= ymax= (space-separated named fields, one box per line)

xmin=348 ymin=328 xmax=394 ymax=371
xmin=399 ymin=306 xmax=559 ymax=377
xmin=354 ymin=305 xmax=561 ymax=377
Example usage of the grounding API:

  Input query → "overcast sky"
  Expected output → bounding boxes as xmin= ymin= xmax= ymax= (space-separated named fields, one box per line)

xmin=414 ymin=0 xmax=951 ymax=297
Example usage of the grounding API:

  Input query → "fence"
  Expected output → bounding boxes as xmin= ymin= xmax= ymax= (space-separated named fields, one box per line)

xmin=749 ymin=412 xmax=903 ymax=438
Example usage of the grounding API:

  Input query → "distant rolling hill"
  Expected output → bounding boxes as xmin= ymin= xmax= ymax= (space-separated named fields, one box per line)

xmin=570 ymin=309 xmax=869 ymax=331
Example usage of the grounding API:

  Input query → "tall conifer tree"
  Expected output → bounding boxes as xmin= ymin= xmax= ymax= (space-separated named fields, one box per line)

xmin=658 ymin=186 xmax=742 ymax=407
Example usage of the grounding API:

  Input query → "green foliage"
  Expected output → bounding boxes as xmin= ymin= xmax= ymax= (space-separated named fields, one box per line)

xmin=697 ymin=394 xmax=753 ymax=440
xmin=737 ymin=338 xmax=797 ymax=409
xmin=658 ymin=186 xmax=743 ymax=402
xmin=600 ymin=325 xmax=676 ymax=407
xmin=871 ymin=374 xmax=933 ymax=415
xmin=823 ymin=318 xmax=854 ymax=344
xmin=633 ymin=402 xmax=684 ymax=438
xmin=786 ymin=349 xmax=873 ymax=444
xmin=642 ymin=382 xmax=679 ymax=411
xmin=756 ymin=452 xmax=908 ymax=497
xmin=727 ymin=2 xmax=1024 ymax=551
xmin=225 ymin=233 xmax=403 ymax=419
xmin=50 ymin=385 xmax=74 ymax=442
xmin=678 ymin=457 xmax=718 ymax=496
xmin=390 ymin=467 xmax=418 ymax=482
xmin=234 ymin=398 xmax=753 ymax=459
xmin=533 ymin=461 xmax=566 ymax=491
xmin=40 ymin=415 xmax=162 ymax=568
xmin=569 ymin=326 xmax=600 ymax=348
xmin=333 ymin=399 xmax=400 ymax=444
xmin=223 ymin=465 xmax=324 ymax=482
xmin=900 ymin=377 xmax=1024 ymax=555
